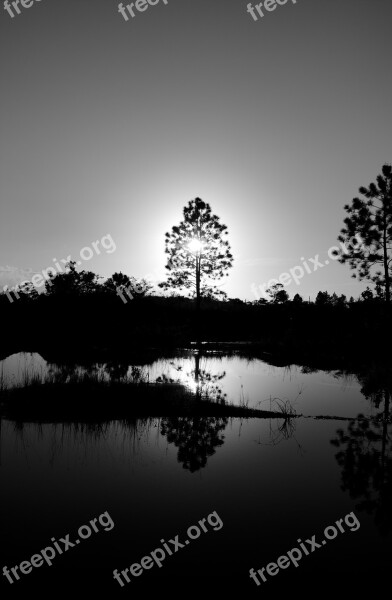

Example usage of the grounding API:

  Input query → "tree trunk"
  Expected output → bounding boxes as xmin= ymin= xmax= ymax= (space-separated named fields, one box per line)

xmin=195 ymin=254 xmax=201 ymax=342
xmin=381 ymin=389 xmax=390 ymax=486
xmin=383 ymin=221 xmax=391 ymax=304
xmin=196 ymin=254 xmax=201 ymax=312
xmin=195 ymin=217 xmax=202 ymax=342
xmin=194 ymin=353 xmax=201 ymax=402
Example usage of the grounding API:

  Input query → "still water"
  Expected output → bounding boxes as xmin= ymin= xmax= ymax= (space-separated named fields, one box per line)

xmin=0 ymin=351 xmax=376 ymax=417
xmin=0 ymin=351 xmax=390 ymax=594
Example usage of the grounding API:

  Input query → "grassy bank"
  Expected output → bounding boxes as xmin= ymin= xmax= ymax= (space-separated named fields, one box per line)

xmin=0 ymin=370 xmax=289 ymax=422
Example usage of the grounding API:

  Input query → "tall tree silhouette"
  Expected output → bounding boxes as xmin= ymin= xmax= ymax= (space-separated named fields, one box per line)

xmin=337 ymin=163 xmax=392 ymax=303
xmin=160 ymin=198 xmax=233 ymax=312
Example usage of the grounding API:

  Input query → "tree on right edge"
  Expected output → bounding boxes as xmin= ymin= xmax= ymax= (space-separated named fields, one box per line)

xmin=337 ymin=164 xmax=392 ymax=303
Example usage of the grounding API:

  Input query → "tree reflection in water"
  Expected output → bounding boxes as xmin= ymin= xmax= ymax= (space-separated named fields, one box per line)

xmin=331 ymin=378 xmax=392 ymax=535
xmin=160 ymin=416 xmax=228 ymax=472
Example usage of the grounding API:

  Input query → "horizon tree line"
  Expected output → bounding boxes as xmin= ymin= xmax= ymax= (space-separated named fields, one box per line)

xmin=1 ymin=166 xmax=391 ymax=305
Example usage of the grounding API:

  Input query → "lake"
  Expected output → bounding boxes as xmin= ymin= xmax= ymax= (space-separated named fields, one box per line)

xmin=0 ymin=350 xmax=375 ymax=417
xmin=0 ymin=351 xmax=390 ymax=594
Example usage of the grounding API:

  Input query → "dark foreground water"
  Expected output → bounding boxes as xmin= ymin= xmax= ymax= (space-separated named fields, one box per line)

xmin=0 ymin=352 xmax=391 ymax=595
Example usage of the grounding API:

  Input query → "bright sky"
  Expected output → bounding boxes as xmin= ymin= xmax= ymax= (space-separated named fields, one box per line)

xmin=1 ymin=0 xmax=391 ymax=300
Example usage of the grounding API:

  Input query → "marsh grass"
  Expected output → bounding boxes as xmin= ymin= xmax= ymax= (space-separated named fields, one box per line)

xmin=0 ymin=369 xmax=284 ymax=422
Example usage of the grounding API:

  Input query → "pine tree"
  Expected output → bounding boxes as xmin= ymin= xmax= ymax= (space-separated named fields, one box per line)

xmin=337 ymin=164 xmax=392 ymax=303
xmin=160 ymin=198 xmax=233 ymax=311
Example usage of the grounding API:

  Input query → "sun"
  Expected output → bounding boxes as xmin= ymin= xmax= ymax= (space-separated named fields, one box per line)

xmin=187 ymin=239 xmax=204 ymax=253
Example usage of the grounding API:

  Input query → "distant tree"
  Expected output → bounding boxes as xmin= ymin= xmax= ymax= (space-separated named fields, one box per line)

xmin=253 ymin=297 xmax=268 ymax=306
xmin=45 ymin=261 xmax=100 ymax=296
xmin=200 ymin=284 xmax=228 ymax=301
xmin=336 ymin=294 xmax=347 ymax=307
xmin=361 ymin=287 xmax=374 ymax=302
xmin=375 ymin=282 xmax=385 ymax=300
xmin=104 ymin=271 xmax=131 ymax=292
xmin=292 ymin=293 xmax=303 ymax=304
xmin=78 ymin=270 xmax=100 ymax=294
xmin=266 ymin=283 xmax=289 ymax=304
xmin=17 ymin=282 xmax=39 ymax=302
xmin=328 ymin=292 xmax=347 ymax=307
xmin=330 ymin=292 xmax=339 ymax=305
xmin=315 ymin=291 xmax=332 ymax=306
xmin=337 ymin=163 xmax=392 ymax=303
xmin=104 ymin=272 xmax=152 ymax=298
xmin=228 ymin=297 xmax=244 ymax=305
xmin=160 ymin=198 xmax=233 ymax=311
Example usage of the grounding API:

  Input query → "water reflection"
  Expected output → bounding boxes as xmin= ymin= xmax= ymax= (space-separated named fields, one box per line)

xmin=0 ymin=350 xmax=374 ymax=417
xmin=160 ymin=416 xmax=229 ymax=472
xmin=155 ymin=353 xmax=227 ymax=403
xmin=331 ymin=382 xmax=392 ymax=534
xmin=154 ymin=356 xmax=230 ymax=471
xmin=0 ymin=415 xmax=230 ymax=473
xmin=1 ymin=412 xmax=299 ymax=473
xmin=1 ymin=352 xmax=391 ymax=592
xmin=264 ymin=414 xmax=301 ymax=448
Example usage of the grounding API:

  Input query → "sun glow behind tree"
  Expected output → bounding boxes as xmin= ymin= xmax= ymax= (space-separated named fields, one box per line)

xmin=160 ymin=198 xmax=233 ymax=307
xmin=187 ymin=239 xmax=204 ymax=254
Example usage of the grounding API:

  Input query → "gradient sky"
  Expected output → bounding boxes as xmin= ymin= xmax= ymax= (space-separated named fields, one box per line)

xmin=1 ymin=0 xmax=391 ymax=300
